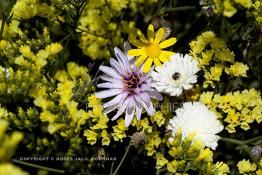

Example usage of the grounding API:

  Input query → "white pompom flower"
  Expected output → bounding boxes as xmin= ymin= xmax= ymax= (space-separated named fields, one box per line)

xmin=151 ymin=53 xmax=199 ymax=96
xmin=167 ymin=102 xmax=224 ymax=150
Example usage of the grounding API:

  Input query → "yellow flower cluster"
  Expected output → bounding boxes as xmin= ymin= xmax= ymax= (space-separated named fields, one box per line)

xmin=190 ymin=31 xmax=249 ymax=88
xmin=145 ymin=131 xmax=162 ymax=156
xmin=31 ymin=62 xmax=94 ymax=135
xmin=0 ymin=20 xmax=22 ymax=39
xmin=237 ymin=159 xmax=262 ymax=175
xmin=158 ymin=130 xmax=229 ymax=174
xmin=200 ymin=89 xmax=262 ymax=133
xmin=84 ymin=95 xmax=110 ymax=145
xmin=78 ymin=0 xmax=157 ymax=59
xmin=16 ymin=42 xmax=63 ymax=70
xmin=0 ymin=25 xmax=62 ymax=100
xmin=0 ymin=120 xmax=28 ymax=175
xmin=11 ymin=0 xmax=55 ymax=20
xmin=112 ymin=118 xmax=128 ymax=142
xmin=28 ymin=61 xmax=117 ymax=153
xmin=213 ymin=0 xmax=257 ymax=18
xmin=250 ymin=1 xmax=262 ymax=26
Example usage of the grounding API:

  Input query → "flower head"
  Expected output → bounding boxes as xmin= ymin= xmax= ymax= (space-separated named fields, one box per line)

xmin=167 ymin=102 xmax=224 ymax=150
xmin=128 ymin=24 xmax=177 ymax=73
xmin=151 ymin=53 xmax=199 ymax=96
xmin=95 ymin=47 xmax=162 ymax=126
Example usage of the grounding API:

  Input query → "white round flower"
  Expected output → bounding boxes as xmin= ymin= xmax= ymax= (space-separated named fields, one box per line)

xmin=151 ymin=53 xmax=199 ymax=96
xmin=167 ymin=102 xmax=224 ymax=150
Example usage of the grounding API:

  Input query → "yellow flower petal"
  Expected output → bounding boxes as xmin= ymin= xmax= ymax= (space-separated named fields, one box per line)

xmin=135 ymin=54 xmax=147 ymax=66
xmin=129 ymin=37 xmax=144 ymax=48
xmin=159 ymin=38 xmax=177 ymax=49
xmin=159 ymin=52 xmax=171 ymax=63
xmin=128 ymin=49 xmax=144 ymax=56
xmin=137 ymin=30 xmax=148 ymax=43
xmin=143 ymin=57 xmax=153 ymax=73
xmin=161 ymin=51 xmax=174 ymax=57
xmin=154 ymin=57 xmax=162 ymax=66
xmin=154 ymin=28 xmax=165 ymax=44
xmin=147 ymin=24 xmax=154 ymax=43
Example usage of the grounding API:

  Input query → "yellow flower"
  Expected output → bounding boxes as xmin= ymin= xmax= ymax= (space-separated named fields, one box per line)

xmin=155 ymin=153 xmax=168 ymax=169
xmin=167 ymin=160 xmax=185 ymax=173
xmin=45 ymin=43 xmax=63 ymax=56
xmin=225 ymin=62 xmax=249 ymax=77
xmin=235 ymin=0 xmax=252 ymax=8
xmin=223 ymin=0 xmax=237 ymax=17
xmin=40 ymin=111 xmax=57 ymax=123
xmin=196 ymin=148 xmax=213 ymax=162
xmin=0 ymin=163 xmax=29 ymax=175
xmin=47 ymin=123 xmax=64 ymax=134
xmin=150 ymin=111 xmax=165 ymax=127
xmin=237 ymin=159 xmax=257 ymax=174
xmin=213 ymin=162 xmax=230 ymax=174
xmin=34 ymin=96 xmax=54 ymax=111
xmin=0 ymin=40 xmax=8 ymax=49
xmin=112 ymin=119 xmax=127 ymax=142
xmin=66 ymin=62 xmax=90 ymax=81
xmin=84 ymin=129 xmax=98 ymax=145
xmin=101 ymin=130 xmax=110 ymax=146
xmin=257 ymin=169 xmax=262 ymax=175
xmin=128 ymin=24 xmax=177 ymax=73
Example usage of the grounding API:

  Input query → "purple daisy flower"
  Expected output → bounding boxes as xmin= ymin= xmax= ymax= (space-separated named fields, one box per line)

xmin=95 ymin=47 xmax=163 ymax=126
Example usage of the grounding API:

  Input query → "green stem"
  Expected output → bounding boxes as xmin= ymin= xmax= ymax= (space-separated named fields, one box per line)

xmin=220 ymin=137 xmax=245 ymax=145
xmin=12 ymin=159 xmax=65 ymax=174
xmin=220 ymin=135 xmax=262 ymax=145
xmin=165 ymin=6 xmax=196 ymax=12
xmin=0 ymin=13 xmax=6 ymax=40
xmin=151 ymin=0 xmax=165 ymax=21
xmin=112 ymin=142 xmax=131 ymax=175
xmin=110 ymin=162 xmax=114 ymax=175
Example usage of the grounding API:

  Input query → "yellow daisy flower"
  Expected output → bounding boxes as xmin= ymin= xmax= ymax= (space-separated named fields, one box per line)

xmin=128 ymin=24 xmax=177 ymax=73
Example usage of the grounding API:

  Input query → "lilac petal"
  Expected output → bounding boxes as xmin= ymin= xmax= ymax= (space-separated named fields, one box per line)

xmin=134 ymin=87 xmax=141 ymax=94
xmin=103 ymin=92 xmax=128 ymax=108
xmin=110 ymin=58 xmax=126 ymax=76
xmin=95 ymin=89 xmax=123 ymax=98
xmin=140 ymin=93 xmax=151 ymax=107
xmin=114 ymin=47 xmax=131 ymax=73
xmin=101 ymin=75 xmax=122 ymax=84
xmin=99 ymin=66 xmax=122 ymax=79
xmin=141 ymin=101 xmax=155 ymax=116
xmin=97 ymin=82 xmax=123 ymax=89
xmin=104 ymin=104 xmax=119 ymax=114
xmin=134 ymin=94 xmax=142 ymax=104
xmin=125 ymin=107 xmax=135 ymax=127
xmin=111 ymin=98 xmax=129 ymax=121
xmin=127 ymin=97 xmax=135 ymax=115
xmin=146 ymin=90 xmax=163 ymax=100
xmin=135 ymin=103 xmax=142 ymax=121
xmin=139 ymin=76 xmax=149 ymax=84
xmin=140 ymin=84 xmax=152 ymax=91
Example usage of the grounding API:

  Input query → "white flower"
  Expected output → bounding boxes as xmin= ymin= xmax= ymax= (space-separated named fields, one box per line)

xmin=167 ymin=102 xmax=224 ymax=150
xmin=151 ymin=53 xmax=199 ymax=96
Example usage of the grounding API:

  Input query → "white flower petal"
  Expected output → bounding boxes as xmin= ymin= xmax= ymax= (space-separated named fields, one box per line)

xmin=151 ymin=53 xmax=199 ymax=96
xmin=167 ymin=102 xmax=224 ymax=150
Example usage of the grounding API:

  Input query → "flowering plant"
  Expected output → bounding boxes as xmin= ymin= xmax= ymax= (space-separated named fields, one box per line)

xmin=0 ymin=0 xmax=261 ymax=175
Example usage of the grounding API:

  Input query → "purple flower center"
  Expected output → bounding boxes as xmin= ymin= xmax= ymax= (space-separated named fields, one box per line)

xmin=123 ymin=73 xmax=140 ymax=94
